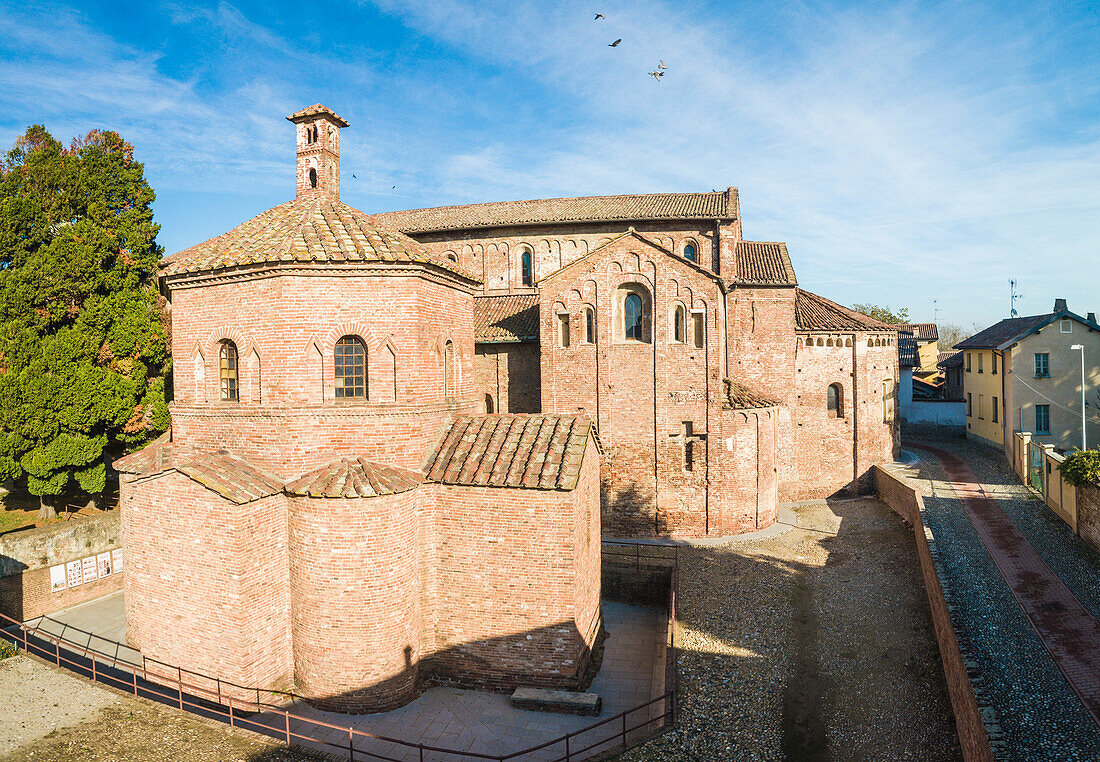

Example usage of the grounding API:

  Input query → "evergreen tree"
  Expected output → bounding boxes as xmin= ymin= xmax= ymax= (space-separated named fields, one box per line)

xmin=0 ymin=126 xmax=169 ymax=518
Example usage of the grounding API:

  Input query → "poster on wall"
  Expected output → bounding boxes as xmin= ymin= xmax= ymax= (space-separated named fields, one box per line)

xmin=66 ymin=560 xmax=82 ymax=588
xmin=50 ymin=564 xmax=66 ymax=592
xmin=96 ymin=552 xmax=112 ymax=578
xmin=110 ymin=548 xmax=123 ymax=573
xmin=81 ymin=556 xmax=98 ymax=583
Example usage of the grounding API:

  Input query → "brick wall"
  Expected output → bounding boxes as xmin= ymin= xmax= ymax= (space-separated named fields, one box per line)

xmin=874 ymin=466 xmax=994 ymax=762
xmin=1078 ymin=483 xmax=1100 ymax=555
xmin=474 ymin=342 xmax=541 ymax=413
xmin=0 ymin=511 xmax=123 ymax=621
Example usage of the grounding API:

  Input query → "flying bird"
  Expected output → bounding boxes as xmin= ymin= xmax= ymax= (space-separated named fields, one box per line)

xmin=609 ymin=38 xmax=621 ymax=47
xmin=352 ymin=173 xmax=357 ymax=178
xmin=649 ymin=70 xmax=664 ymax=81
xmin=658 ymin=60 xmax=667 ymax=70
xmin=594 ymin=13 xmax=604 ymax=20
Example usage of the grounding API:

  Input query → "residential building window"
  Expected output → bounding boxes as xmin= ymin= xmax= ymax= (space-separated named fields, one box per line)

xmin=827 ymin=384 xmax=843 ymax=417
xmin=692 ymin=311 xmax=704 ymax=348
xmin=1035 ymin=404 xmax=1051 ymax=435
xmin=219 ymin=340 xmax=238 ymax=402
xmin=978 ymin=394 xmax=984 ymax=420
xmin=1034 ymin=353 xmax=1050 ymax=377
xmin=672 ymin=305 xmax=685 ymax=343
xmin=520 ymin=249 xmax=534 ymax=287
xmin=966 ymin=352 xmax=972 ymax=372
xmin=557 ymin=310 xmax=571 ymax=348
xmin=992 ymin=353 xmax=998 ymax=375
xmin=1060 ymin=319 xmax=1072 ymax=333
xmin=967 ymin=392 xmax=972 ymax=417
xmin=683 ymin=241 xmax=697 ymax=263
xmin=334 ymin=336 xmax=367 ymax=398
xmin=585 ymin=307 xmax=596 ymax=344
xmin=992 ymin=396 xmax=999 ymax=423
xmin=978 ymin=353 xmax=983 ymax=373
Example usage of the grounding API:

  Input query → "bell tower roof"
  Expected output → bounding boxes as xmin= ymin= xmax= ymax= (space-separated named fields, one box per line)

xmin=286 ymin=103 xmax=349 ymax=128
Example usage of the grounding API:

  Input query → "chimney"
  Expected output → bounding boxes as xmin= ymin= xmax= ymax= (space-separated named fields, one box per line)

xmin=1088 ymin=312 xmax=1097 ymax=324
xmin=286 ymin=104 xmax=349 ymax=202
xmin=1054 ymin=297 xmax=1068 ymax=313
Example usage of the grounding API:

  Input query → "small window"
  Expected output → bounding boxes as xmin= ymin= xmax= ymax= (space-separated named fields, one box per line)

xmin=882 ymin=379 xmax=893 ymax=424
xmin=827 ymin=384 xmax=842 ymax=417
xmin=683 ymin=242 xmax=697 ymax=263
xmin=978 ymin=353 xmax=983 ymax=373
xmin=485 ymin=393 xmax=494 ymax=414
xmin=558 ymin=311 xmax=571 ymax=348
xmin=967 ymin=392 xmax=972 ymax=417
xmin=992 ymin=353 xmax=998 ymax=375
xmin=1035 ymin=404 xmax=1050 ymax=435
xmin=585 ymin=307 xmax=596 ymax=344
xmin=1060 ymin=319 xmax=1072 ymax=334
xmin=672 ymin=305 xmax=685 ymax=343
xmin=625 ymin=293 xmax=644 ymax=341
xmin=978 ymin=393 xmax=984 ymax=420
xmin=444 ymin=340 xmax=455 ymax=397
xmin=692 ymin=311 xmax=704 ymax=348
xmin=219 ymin=340 xmax=238 ymax=402
xmin=1034 ymin=353 xmax=1050 ymax=377
xmin=992 ymin=396 xmax=999 ymax=423
xmin=966 ymin=352 xmax=971 ymax=372
xmin=334 ymin=336 xmax=367 ymax=398
xmin=521 ymin=249 xmax=533 ymax=287
xmin=308 ymin=167 xmax=318 ymax=188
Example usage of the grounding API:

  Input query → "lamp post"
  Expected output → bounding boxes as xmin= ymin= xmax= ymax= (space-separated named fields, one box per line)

xmin=1070 ymin=344 xmax=1086 ymax=450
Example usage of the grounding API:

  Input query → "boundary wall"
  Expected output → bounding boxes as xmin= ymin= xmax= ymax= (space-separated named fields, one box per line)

xmin=872 ymin=465 xmax=995 ymax=762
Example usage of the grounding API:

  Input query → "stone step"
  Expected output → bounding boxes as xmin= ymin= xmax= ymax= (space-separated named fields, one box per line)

xmin=510 ymin=687 xmax=601 ymax=716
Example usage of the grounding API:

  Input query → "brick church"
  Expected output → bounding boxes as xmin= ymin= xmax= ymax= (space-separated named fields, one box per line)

xmin=116 ymin=104 xmax=897 ymax=710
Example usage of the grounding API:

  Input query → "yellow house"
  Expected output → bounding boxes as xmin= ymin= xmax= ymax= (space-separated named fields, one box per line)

xmin=899 ymin=323 xmax=939 ymax=379
xmin=957 ymin=299 xmax=1100 ymax=455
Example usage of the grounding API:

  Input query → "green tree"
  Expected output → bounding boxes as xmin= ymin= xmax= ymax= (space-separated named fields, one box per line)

xmin=0 ymin=126 xmax=169 ymax=518
xmin=851 ymin=302 xmax=910 ymax=325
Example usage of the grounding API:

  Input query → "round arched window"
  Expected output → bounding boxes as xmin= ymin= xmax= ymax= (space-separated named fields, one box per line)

xmin=308 ymin=167 xmax=318 ymax=188
xmin=625 ymin=293 xmax=644 ymax=340
xmin=334 ymin=336 xmax=367 ymax=398
xmin=219 ymin=340 xmax=238 ymax=402
xmin=684 ymin=242 xmax=697 ymax=262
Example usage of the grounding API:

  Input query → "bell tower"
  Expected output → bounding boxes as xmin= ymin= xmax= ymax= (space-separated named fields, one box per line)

xmin=286 ymin=104 xmax=349 ymax=202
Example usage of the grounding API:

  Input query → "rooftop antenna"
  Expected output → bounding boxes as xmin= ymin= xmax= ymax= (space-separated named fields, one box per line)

xmin=1010 ymin=279 xmax=1025 ymax=317
xmin=933 ymin=299 xmax=939 ymax=324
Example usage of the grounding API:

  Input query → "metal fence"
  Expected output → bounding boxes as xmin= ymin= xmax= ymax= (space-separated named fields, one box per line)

xmin=0 ymin=541 xmax=678 ymax=762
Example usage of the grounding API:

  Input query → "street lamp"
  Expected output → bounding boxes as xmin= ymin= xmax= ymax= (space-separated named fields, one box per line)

xmin=1070 ymin=344 xmax=1086 ymax=450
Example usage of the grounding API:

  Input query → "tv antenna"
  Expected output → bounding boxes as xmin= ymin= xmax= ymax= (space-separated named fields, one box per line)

xmin=1010 ymin=279 xmax=1025 ymax=317
xmin=933 ymin=299 xmax=939 ymax=324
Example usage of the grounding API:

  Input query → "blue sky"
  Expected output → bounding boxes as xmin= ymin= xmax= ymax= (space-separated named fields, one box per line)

xmin=2 ymin=0 xmax=1098 ymax=328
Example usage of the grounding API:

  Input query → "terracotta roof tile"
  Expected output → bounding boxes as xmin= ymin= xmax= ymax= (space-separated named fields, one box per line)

xmin=899 ymin=323 xmax=938 ymax=341
xmin=899 ymin=337 xmax=919 ymax=368
xmin=285 ymin=457 xmax=422 ymax=498
xmin=367 ymin=189 xmax=739 ymax=234
xmin=474 ymin=294 xmax=539 ymax=343
xmin=732 ymin=241 xmax=797 ymax=286
xmin=424 ymin=415 xmax=593 ymax=490
xmin=955 ymin=314 xmax=1053 ymax=349
xmin=938 ymin=350 xmax=962 ymax=368
xmin=114 ymin=442 xmax=282 ymax=505
xmin=795 ymin=289 xmax=895 ymax=332
xmin=286 ymin=103 xmax=349 ymax=127
xmin=723 ymin=379 xmax=780 ymax=409
xmin=160 ymin=196 xmax=475 ymax=280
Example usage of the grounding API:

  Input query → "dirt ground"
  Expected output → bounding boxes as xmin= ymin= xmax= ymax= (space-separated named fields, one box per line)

xmin=0 ymin=655 xmax=324 ymax=762
xmin=621 ymin=497 xmax=963 ymax=761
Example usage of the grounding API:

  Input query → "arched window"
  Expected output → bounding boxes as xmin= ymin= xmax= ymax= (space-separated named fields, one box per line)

xmin=827 ymin=384 xmax=842 ymax=417
xmin=557 ymin=310 xmax=571 ymax=348
xmin=485 ymin=393 xmax=494 ymax=413
xmin=625 ymin=293 xmax=643 ymax=340
xmin=219 ymin=340 xmax=238 ymax=402
xmin=308 ymin=167 xmax=318 ymax=188
xmin=585 ymin=307 xmax=596 ymax=344
xmin=444 ymin=340 xmax=455 ymax=397
xmin=684 ymin=241 xmax=697 ymax=263
xmin=334 ymin=336 xmax=367 ymax=398
xmin=521 ymin=249 xmax=533 ymax=287
xmin=672 ymin=305 xmax=685 ymax=343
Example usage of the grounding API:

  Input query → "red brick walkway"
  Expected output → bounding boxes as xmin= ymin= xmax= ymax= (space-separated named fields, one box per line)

xmin=912 ymin=444 xmax=1100 ymax=727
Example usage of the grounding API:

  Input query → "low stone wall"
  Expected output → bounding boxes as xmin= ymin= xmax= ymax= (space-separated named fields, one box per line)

xmin=873 ymin=466 xmax=994 ymax=762
xmin=0 ymin=510 xmax=123 ymax=621
xmin=1078 ymin=483 xmax=1100 ymax=555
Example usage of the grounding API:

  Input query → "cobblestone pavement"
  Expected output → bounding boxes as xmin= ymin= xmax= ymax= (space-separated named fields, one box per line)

xmin=898 ymin=439 xmax=1100 ymax=760
xmin=619 ymin=498 xmax=960 ymax=762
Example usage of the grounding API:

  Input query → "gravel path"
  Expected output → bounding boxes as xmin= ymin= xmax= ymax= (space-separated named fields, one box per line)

xmin=619 ymin=498 xmax=960 ymax=761
xmin=895 ymin=440 xmax=1100 ymax=760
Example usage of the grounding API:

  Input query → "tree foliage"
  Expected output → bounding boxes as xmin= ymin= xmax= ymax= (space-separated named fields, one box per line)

xmin=937 ymin=323 xmax=974 ymax=350
xmin=851 ymin=303 xmax=910 ymax=325
xmin=1060 ymin=449 xmax=1100 ymax=487
xmin=0 ymin=126 xmax=169 ymax=516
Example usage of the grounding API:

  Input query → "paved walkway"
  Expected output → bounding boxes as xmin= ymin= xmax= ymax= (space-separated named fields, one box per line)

xmin=912 ymin=444 xmax=1100 ymax=726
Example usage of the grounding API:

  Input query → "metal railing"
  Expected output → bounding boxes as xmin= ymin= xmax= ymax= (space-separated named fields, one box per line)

xmin=0 ymin=542 xmax=678 ymax=761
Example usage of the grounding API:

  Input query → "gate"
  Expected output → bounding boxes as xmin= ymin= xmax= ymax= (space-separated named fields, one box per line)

xmin=1028 ymin=441 xmax=1045 ymax=494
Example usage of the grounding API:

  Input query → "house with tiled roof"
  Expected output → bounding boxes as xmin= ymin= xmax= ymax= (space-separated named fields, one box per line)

xmin=897 ymin=323 xmax=940 ymax=378
xmin=956 ymin=299 xmax=1100 ymax=454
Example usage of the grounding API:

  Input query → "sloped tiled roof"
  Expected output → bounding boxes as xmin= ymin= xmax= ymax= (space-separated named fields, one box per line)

xmin=161 ymin=196 xmax=474 ymax=280
xmin=368 ymin=189 xmax=739 ymax=234
xmin=795 ymin=289 xmax=895 ymax=331
xmin=955 ymin=313 xmax=1055 ymax=349
xmin=424 ymin=415 xmax=593 ymax=490
xmin=899 ymin=337 xmax=919 ymax=368
xmin=285 ymin=457 xmax=422 ymax=498
xmin=899 ymin=323 xmax=938 ymax=341
xmin=938 ymin=350 xmax=962 ymax=368
xmin=114 ymin=442 xmax=282 ymax=505
xmin=732 ymin=241 xmax=797 ymax=286
xmin=475 ymin=294 xmax=539 ymax=343
xmin=724 ymin=379 xmax=780 ymax=409
xmin=286 ymin=103 xmax=348 ymax=127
